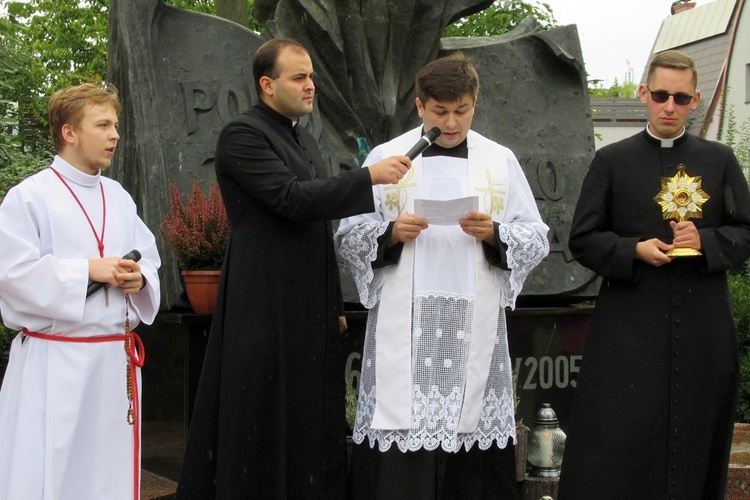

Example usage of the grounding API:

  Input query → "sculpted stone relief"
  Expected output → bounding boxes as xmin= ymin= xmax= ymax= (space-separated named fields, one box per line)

xmin=109 ymin=0 xmax=598 ymax=308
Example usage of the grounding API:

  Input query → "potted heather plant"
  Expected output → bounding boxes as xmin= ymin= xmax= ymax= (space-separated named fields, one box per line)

xmin=161 ymin=179 xmax=229 ymax=314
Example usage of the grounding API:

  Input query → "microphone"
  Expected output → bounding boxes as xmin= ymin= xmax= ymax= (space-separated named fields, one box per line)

xmin=404 ymin=127 xmax=442 ymax=160
xmin=86 ymin=249 xmax=142 ymax=297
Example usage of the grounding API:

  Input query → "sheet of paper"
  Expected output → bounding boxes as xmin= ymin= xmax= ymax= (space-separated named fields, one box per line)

xmin=413 ymin=196 xmax=479 ymax=226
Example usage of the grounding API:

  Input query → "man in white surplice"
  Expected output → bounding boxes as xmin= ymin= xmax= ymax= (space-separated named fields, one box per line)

xmin=335 ymin=53 xmax=549 ymax=499
xmin=0 ymin=83 xmax=160 ymax=500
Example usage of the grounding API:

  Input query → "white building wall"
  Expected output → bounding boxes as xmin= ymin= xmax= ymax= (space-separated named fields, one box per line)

xmin=705 ymin=2 xmax=750 ymax=142
xmin=726 ymin=5 xmax=750 ymax=128
xmin=592 ymin=125 xmax=643 ymax=150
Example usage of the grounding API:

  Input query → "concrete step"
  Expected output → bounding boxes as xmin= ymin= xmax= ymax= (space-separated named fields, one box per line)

xmin=141 ymin=469 xmax=176 ymax=500
xmin=727 ymin=423 xmax=750 ymax=499
xmin=136 ymin=422 xmax=750 ymax=499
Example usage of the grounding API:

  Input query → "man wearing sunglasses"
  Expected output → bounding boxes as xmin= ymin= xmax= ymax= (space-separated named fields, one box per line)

xmin=559 ymin=50 xmax=750 ymax=499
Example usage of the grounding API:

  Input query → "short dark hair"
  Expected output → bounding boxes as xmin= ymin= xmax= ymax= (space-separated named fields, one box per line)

xmin=48 ymin=83 xmax=120 ymax=152
xmin=252 ymin=38 xmax=310 ymax=98
xmin=647 ymin=50 xmax=698 ymax=89
xmin=416 ymin=52 xmax=479 ymax=105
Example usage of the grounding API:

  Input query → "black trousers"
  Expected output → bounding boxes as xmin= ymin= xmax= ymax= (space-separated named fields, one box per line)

xmin=348 ymin=440 xmax=517 ymax=500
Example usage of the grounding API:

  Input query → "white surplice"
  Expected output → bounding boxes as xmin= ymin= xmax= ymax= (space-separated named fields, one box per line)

xmin=0 ymin=156 xmax=161 ymax=499
xmin=335 ymin=128 xmax=549 ymax=453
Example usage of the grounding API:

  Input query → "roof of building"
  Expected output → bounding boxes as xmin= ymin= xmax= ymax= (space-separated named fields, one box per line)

xmin=653 ymin=0 xmax=736 ymax=52
xmin=639 ymin=0 xmax=741 ymax=135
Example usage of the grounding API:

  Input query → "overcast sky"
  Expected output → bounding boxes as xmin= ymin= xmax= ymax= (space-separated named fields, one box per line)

xmin=541 ymin=0 xmax=713 ymax=87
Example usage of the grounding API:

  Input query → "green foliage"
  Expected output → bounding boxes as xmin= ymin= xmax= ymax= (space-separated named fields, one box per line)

xmin=2 ymin=0 xmax=108 ymax=113
xmin=0 ymin=9 xmax=53 ymax=203
xmin=730 ymin=268 xmax=750 ymax=422
xmin=589 ymin=78 xmax=638 ymax=99
xmin=1 ymin=12 xmax=34 ymax=137
xmin=731 ymin=269 xmax=750 ymax=350
xmin=0 ymin=0 xmax=261 ymax=142
xmin=733 ymin=119 xmax=750 ymax=179
xmin=0 ymin=144 xmax=51 ymax=202
xmin=720 ymin=103 xmax=750 ymax=180
xmin=166 ymin=0 xmax=263 ymax=32
xmin=167 ymin=0 xmax=217 ymax=13
xmin=0 ymin=323 xmax=15 ymax=381
xmin=443 ymin=0 xmax=556 ymax=37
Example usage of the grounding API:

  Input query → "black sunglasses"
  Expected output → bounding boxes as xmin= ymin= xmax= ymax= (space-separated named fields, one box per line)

xmin=646 ymin=87 xmax=694 ymax=106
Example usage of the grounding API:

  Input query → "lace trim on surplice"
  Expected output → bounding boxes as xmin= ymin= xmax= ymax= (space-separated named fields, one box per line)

xmin=496 ymin=221 xmax=550 ymax=308
xmin=334 ymin=220 xmax=389 ymax=308
xmin=352 ymin=298 xmax=516 ymax=453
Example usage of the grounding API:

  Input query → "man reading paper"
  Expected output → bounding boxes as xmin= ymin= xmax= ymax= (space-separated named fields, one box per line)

xmin=335 ymin=52 xmax=549 ymax=499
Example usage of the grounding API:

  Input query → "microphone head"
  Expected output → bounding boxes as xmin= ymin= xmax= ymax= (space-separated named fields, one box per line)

xmin=425 ymin=126 xmax=442 ymax=142
xmin=124 ymin=249 xmax=142 ymax=262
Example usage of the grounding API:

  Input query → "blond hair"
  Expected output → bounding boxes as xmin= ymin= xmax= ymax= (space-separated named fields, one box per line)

xmin=48 ymin=83 xmax=121 ymax=151
xmin=647 ymin=50 xmax=698 ymax=89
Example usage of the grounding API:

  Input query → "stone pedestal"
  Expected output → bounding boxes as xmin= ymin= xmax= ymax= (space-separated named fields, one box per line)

xmin=522 ymin=476 xmax=559 ymax=500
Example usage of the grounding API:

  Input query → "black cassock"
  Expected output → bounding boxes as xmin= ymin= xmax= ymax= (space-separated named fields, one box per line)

xmin=559 ymin=130 xmax=750 ymax=500
xmin=177 ymin=102 xmax=374 ymax=499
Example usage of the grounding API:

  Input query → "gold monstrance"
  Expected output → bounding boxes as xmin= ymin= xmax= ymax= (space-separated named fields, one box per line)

xmin=653 ymin=164 xmax=710 ymax=257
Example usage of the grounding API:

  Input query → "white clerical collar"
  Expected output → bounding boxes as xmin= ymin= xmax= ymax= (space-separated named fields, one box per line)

xmin=51 ymin=155 xmax=102 ymax=187
xmin=646 ymin=124 xmax=685 ymax=148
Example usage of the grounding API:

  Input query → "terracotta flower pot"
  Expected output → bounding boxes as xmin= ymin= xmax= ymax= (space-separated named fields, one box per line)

xmin=181 ymin=270 xmax=221 ymax=314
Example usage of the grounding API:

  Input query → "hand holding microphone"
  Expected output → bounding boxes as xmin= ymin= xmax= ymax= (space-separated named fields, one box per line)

xmin=367 ymin=127 xmax=442 ymax=185
xmin=86 ymin=250 xmax=142 ymax=297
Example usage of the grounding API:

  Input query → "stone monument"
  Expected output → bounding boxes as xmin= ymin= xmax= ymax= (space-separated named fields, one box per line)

xmin=108 ymin=0 xmax=599 ymax=309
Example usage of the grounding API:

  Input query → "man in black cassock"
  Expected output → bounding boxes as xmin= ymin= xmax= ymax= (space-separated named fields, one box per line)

xmin=176 ymin=38 xmax=411 ymax=499
xmin=558 ymin=50 xmax=750 ymax=499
